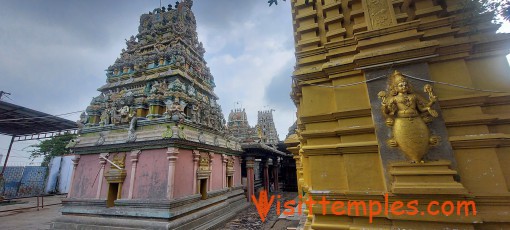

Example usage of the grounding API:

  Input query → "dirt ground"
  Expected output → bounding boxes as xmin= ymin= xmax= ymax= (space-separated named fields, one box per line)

xmin=0 ymin=195 xmax=64 ymax=230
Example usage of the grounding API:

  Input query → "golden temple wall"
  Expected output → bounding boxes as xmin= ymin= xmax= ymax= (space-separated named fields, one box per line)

xmin=287 ymin=0 xmax=510 ymax=229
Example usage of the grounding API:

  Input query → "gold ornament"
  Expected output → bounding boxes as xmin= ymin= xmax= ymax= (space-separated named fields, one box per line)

xmin=378 ymin=71 xmax=440 ymax=162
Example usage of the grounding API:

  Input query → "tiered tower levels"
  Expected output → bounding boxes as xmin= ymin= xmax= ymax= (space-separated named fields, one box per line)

xmin=257 ymin=110 xmax=279 ymax=145
xmin=288 ymin=0 xmax=510 ymax=229
xmin=75 ymin=0 xmax=239 ymax=152
xmin=227 ymin=108 xmax=258 ymax=143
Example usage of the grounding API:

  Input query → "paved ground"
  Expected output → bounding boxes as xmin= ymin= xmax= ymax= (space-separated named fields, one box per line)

xmin=0 ymin=195 xmax=63 ymax=230
xmin=221 ymin=192 xmax=300 ymax=230
xmin=0 ymin=193 xmax=300 ymax=230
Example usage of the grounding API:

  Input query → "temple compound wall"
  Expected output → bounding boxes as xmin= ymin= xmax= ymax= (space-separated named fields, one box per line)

xmin=52 ymin=1 xmax=248 ymax=229
xmin=286 ymin=0 xmax=510 ymax=229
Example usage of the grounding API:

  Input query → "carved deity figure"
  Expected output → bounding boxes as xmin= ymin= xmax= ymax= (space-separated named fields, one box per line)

xmin=76 ymin=112 xmax=88 ymax=133
xmin=100 ymin=104 xmax=112 ymax=126
xmin=166 ymin=97 xmax=186 ymax=121
xmin=159 ymin=80 xmax=168 ymax=93
xmin=194 ymin=104 xmax=201 ymax=124
xmin=79 ymin=112 xmax=88 ymax=124
xmin=150 ymin=81 xmax=161 ymax=95
xmin=190 ymin=104 xmax=198 ymax=123
xmin=187 ymin=85 xmax=196 ymax=97
xmin=126 ymin=35 xmax=136 ymax=49
xmin=378 ymin=70 xmax=440 ymax=162
xmin=227 ymin=157 xmax=234 ymax=171
xmin=117 ymin=105 xmax=132 ymax=124
xmin=199 ymin=154 xmax=210 ymax=171
xmin=112 ymin=153 xmax=126 ymax=169
xmin=169 ymin=78 xmax=186 ymax=92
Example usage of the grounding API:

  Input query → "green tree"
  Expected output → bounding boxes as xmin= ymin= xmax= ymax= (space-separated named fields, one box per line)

xmin=480 ymin=0 xmax=510 ymax=21
xmin=28 ymin=134 xmax=76 ymax=166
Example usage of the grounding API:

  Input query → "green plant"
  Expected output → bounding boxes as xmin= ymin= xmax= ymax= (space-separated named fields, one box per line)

xmin=28 ymin=134 xmax=76 ymax=166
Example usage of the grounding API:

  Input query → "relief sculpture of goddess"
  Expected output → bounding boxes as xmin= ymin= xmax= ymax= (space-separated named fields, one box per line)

xmin=378 ymin=70 xmax=440 ymax=162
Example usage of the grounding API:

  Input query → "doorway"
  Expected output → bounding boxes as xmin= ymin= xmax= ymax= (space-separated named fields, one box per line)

xmin=200 ymin=179 xmax=207 ymax=200
xmin=227 ymin=176 xmax=233 ymax=188
xmin=107 ymin=183 xmax=119 ymax=207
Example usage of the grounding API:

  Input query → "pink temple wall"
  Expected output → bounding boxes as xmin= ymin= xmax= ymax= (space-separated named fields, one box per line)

xmin=97 ymin=152 xmax=132 ymax=199
xmin=173 ymin=149 xmax=194 ymax=199
xmin=132 ymin=149 xmax=169 ymax=199
xmin=70 ymin=154 xmax=100 ymax=198
xmin=120 ymin=152 xmax=132 ymax=198
xmin=235 ymin=156 xmax=241 ymax=186
xmin=70 ymin=149 xmax=244 ymax=200
xmin=99 ymin=157 xmax=109 ymax=198
xmin=71 ymin=153 xmax=133 ymax=199
xmin=211 ymin=153 xmax=223 ymax=191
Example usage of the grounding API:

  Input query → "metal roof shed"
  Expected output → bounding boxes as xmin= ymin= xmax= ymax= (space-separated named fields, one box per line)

xmin=0 ymin=101 xmax=77 ymax=176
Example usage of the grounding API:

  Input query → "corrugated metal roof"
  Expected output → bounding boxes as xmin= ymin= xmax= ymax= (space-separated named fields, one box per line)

xmin=0 ymin=101 xmax=77 ymax=136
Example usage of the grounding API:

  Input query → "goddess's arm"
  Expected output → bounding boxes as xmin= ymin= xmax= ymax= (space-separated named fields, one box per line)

xmin=417 ymin=94 xmax=438 ymax=117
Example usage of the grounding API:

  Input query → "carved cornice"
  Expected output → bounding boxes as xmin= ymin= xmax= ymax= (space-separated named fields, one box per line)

xmin=444 ymin=114 xmax=499 ymax=127
xmin=73 ymin=138 xmax=242 ymax=156
xmin=438 ymin=93 xmax=490 ymax=108
xmin=301 ymin=141 xmax=379 ymax=156
xmin=300 ymin=108 xmax=372 ymax=124
xmin=300 ymin=125 xmax=375 ymax=139
xmin=449 ymin=133 xmax=510 ymax=149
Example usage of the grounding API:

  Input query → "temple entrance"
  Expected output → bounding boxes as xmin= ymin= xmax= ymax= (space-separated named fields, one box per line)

xmin=107 ymin=183 xmax=119 ymax=207
xmin=227 ymin=176 xmax=233 ymax=188
xmin=199 ymin=179 xmax=207 ymax=200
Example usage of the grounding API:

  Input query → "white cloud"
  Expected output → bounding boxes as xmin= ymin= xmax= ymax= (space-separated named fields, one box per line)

xmin=0 ymin=1 xmax=298 ymax=166
xmin=3 ymin=1 xmax=509 ymax=167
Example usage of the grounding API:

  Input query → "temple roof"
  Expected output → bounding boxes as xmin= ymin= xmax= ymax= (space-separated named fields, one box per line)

xmin=81 ymin=0 xmax=228 ymax=134
xmin=103 ymin=0 xmax=213 ymax=91
xmin=241 ymin=142 xmax=289 ymax=157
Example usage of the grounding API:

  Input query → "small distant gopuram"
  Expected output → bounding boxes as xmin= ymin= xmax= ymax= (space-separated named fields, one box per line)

xmin=227 ymin=108 xmax=280 ymax=146
xmin=286 ymin=0 xmax=510 ymax=229
xmin=53 ymin=1 xmax=248 ymax=229
xmin=257 ymin=110 xmax=280 ymax=145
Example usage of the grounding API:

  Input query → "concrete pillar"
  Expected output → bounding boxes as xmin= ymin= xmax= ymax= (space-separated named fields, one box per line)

xmin=166 ymin=147 xmax=179 ymax=200
xmin=274 ymin=158 xmax=279 ymax=191
xmin=67 ymin=155 xmax=80 ymax=198
xmin=294 ymin=155 xmax=303 ymax=196
xmin=222 ymin=154 xmax=228 ymax=188
xmin=208 ymin=152 xmax=214 ymax=191
xmin=96 ymin=153 xmax=108 ymax=199
xmin=246 ymin=157 xmax=255 ymax=202
xmin=192 ymin=150 xmax=200 ymax=194
xmin=237 ymin=157 xmax=242 ymax=187
xmin=128 ymin=150 xmax=141 ymax=199
xmin=263 ymin=159 xmax=269 ymax=192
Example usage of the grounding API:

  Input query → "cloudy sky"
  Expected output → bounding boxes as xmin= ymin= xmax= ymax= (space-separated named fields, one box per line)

xmin=1 ymin=1 xmax=509 ymax=166
xmin=0 ymin=0 xmax=295 ymax=165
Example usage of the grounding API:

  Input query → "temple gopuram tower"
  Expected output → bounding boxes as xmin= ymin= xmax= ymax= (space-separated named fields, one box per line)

xmin=227 ymin=108 xmax=259 ymax=143
xmin=286 ymin=0 xmax=510 ymax=229
xmin=257 ymin=110 xmax=279 ymax=145
xmin=53 ymin=1 xmax=248 ymax=229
